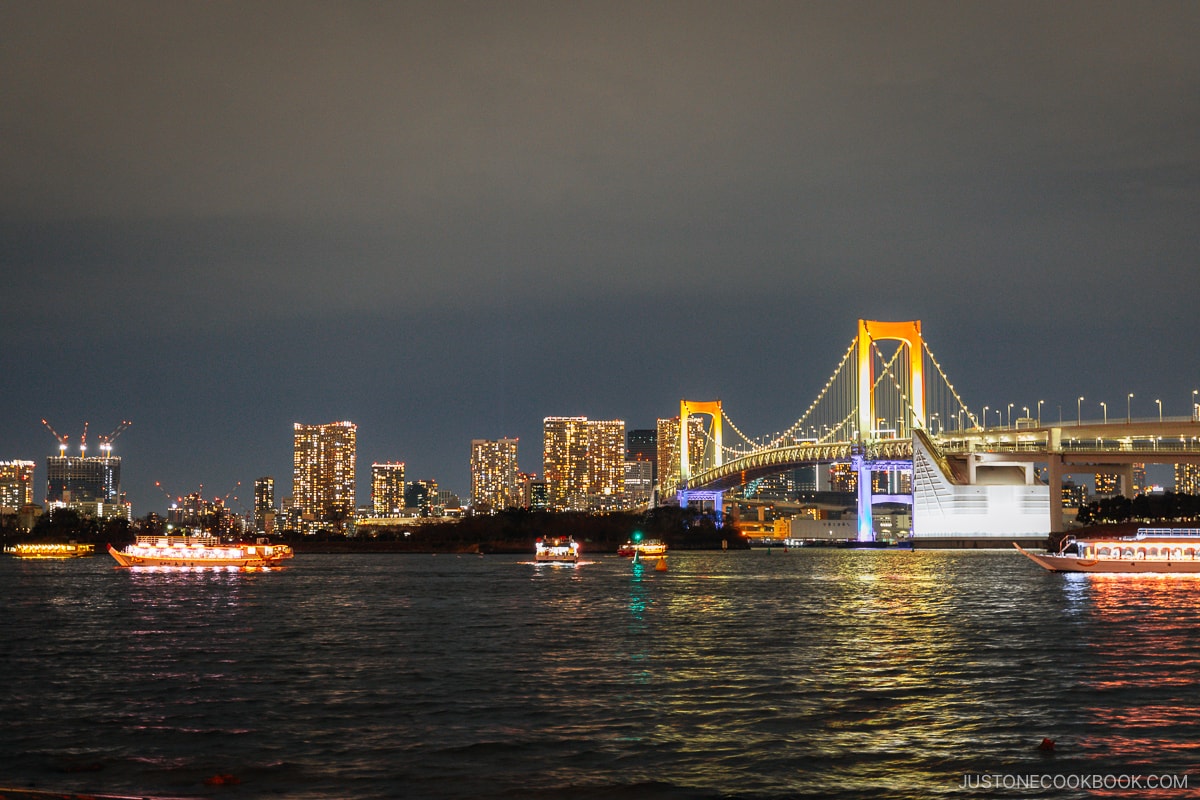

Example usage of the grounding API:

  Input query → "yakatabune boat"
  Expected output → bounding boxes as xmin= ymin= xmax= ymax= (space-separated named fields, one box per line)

xmin=108 ymin=534 xmax=293 ymax=568
xmin=534 ymin=536 xmax=580 ymax=563
xmin=5 ymin=542 xmax=95 ymax=558
xmin=1015 ymin=528 xmax=1200 ymax=573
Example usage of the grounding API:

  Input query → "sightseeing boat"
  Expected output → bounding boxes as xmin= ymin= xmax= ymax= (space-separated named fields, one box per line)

xmin=618 ymin=538 xmax=668 ymax=559
xmin=534 ymin=536 xmax=580 ymax=564
xmin=1015 ymin=529 xmax=1200 ymax=573
xmin=108 ymin=534 xmax=293 ymax=569
xmin=5 ymin=542 xmax=95 ymax=559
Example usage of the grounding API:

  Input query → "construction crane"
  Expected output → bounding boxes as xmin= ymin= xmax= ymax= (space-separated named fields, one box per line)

xmin=97 ymin=420 xmax=132 ymax=456
xmin=79 ymin=421 xmax=89 ymax=457
xmin=41 ymin=419 xmax=69 ymax=456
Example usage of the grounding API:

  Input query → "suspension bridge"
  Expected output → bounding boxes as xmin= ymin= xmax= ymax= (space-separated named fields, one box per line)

xmin=663 ymin=320 xmax=1200 ymax=545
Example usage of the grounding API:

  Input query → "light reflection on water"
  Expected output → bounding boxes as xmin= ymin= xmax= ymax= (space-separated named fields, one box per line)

xmin=1 ymin=550 xmax=1198 ymax=799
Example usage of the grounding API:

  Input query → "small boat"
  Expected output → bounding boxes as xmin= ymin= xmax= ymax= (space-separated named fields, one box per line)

xmin=5 ymin=542 xmax=95 ymax=559
xmin=534 ymin=536 xmax=580 ymax=563
xmin=619 ymin=538 xmax=667 ymax=559
xmin=1015 ymin=528 xmax=1200 ymax=573
xmin=108 ymin=534 xmax=293 ymax=569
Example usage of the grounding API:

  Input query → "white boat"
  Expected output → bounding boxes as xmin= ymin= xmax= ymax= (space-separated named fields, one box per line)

xmin=1015 ymin=528 xmax=1200 ymax=573
xmin=534 ymin=536 xmax=580 ymax=563
xmin=108 ymin=534 xmax=293 ymax=569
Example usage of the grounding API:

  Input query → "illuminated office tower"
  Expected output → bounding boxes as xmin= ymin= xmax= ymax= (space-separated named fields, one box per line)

xmin=518 ymin=472 xmax=547 ymax=510
xmin=470 ymin=439 xmax=519 ymax=512
xmin=1094 ymin=473 xmax=1118 ymax=496
xmin=543 ymin=417 xmax=626 ymax=510
xmin=655 ymin=416 xmax=705 ymax=493
xmin=253 ymin=476 xmax=275 ymax=535
xmin=1133 ymin=463 xmax=1147 ymax=494
xmin=0 ymin=461 xmax=35 ymax=511
xmin=1176 ymin=464 xmax=1200 ymax=495
xmin=829 ymin=462 xmax=858 ymax=493
xmin=625 ymin=459 xmax=653 ymax=505
xmin=292 ymin=421 xmax=357 ymax=532
xmin=372 ymin=462 xmax=407 ymax=517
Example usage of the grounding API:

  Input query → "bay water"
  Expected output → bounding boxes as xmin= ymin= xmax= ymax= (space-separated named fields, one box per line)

xmin=2 ymin=548 xmax=1197 ymax=799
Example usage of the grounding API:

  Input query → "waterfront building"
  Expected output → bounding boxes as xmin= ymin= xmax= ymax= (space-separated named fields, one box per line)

xmin=542 ymin=417 xmax=626 ymax=511
xmin=655 ymin=416 xmax=705 ymax=493
xmin=44 ymin=454 xmax=129 ymax=520
xmin=371 ymin=462 xmax=407 ymax=517
xmin=292 ymin=421 xmax=357 ymax=533
xmin=0 ymin=461 xmax=35 ymax=512
xmin=1176 ymin=463 xmax=1200 ymax=495
xmin=470 ymin=438 xmax=519 ymax=512
xmin=253 ymin=476 xmax=275 ymax=535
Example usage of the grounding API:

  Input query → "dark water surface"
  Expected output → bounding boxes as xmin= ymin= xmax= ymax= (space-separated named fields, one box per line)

xmin=2 ymin=549 xmax=1198 ymax=799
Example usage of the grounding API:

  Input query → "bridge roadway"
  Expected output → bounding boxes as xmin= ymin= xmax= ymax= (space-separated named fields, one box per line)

xmin=683 ymin=417 xmax=1200 ymax=493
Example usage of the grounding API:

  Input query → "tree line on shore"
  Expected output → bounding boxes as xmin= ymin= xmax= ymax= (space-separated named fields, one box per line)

xmin=1 ymin=505 xmax=745 ymax=553
xmin=1076 ymin=491 xmax=1200 ymax=527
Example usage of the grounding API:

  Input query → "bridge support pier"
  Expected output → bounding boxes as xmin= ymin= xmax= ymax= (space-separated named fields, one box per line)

xmin=677 ymin=489 xmax=724 ymax=521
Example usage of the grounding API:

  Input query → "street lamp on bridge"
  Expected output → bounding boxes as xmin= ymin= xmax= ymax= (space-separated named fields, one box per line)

xmin=1157 ymin=398 xmax=1162 ymax=422
xmin=1193 ymin=390 xmax=1198 ymax=422
xmin=1077 ymin=396 xmax=1084 ymax=426
xmin=1127 ymin=393 xmax=1134 ymax=424
xmin=1037 ymin=399 xmax=1044 ymax=426
xmin=1100 ymin=401 xmax=1107 ymax=424
xmin=1007 ymin=403 xmax=1014 ymax=428
xmin=983 ymin=406 xmax=989 ymax=431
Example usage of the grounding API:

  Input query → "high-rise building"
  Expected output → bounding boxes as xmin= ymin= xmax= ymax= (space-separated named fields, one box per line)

xmin=625 ymin=459 xmax=653 ymax=505
xmin=406 ymin=479 xmax=438 ymax=517
xmin=517 ymin=472 xmax=547 ymax=510
xmin=292 ymin=421 xmax=357 ymax=533
xmin=253 ymin=476 xmax=275 ymax=535
xmin=543 ymin=417 xmax=626 ymax=511
xmin=586 ymin=420 xmax=625 ymax=504
xmin=828 ymin=462 xmax=857 ymax=493
xmin=372 ymin=462 xmax=407 ymax=517
xmin=1094 ymin=473 xmax=1118 ymax=496
xmin=470 ymin=439 xmax=519 ymax=512
xmin=45 ymin=455 xmax=121 ymax=505
xmin=1176 ymin=464 xmax=1200 ymax=495
xmin=627 ymin=429 xmax=657 ymax=481
xmin=543 ymin=417 xmax=589 ymax=510
xmin=1133 ymin=463 xmax=1147 ymax=494
xmin=656 ymin=416 xmax=705 ymax=493
xmin=0 ymin=461 xmax=35 ymax=511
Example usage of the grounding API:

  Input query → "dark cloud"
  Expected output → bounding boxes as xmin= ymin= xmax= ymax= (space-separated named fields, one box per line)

xmin=2 ymin=1 xmax=1197 ymax=507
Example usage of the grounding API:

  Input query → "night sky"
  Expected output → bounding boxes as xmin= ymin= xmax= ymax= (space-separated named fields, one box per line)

xmin=3 ymin=1 xmax=1197 ymax=512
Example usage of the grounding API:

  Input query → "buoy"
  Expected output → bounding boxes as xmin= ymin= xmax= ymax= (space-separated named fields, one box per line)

xmin=1038 ymin=738 xmax=1055 ymax=752
xmin=655 ymin=557 xmax=668 ymax=572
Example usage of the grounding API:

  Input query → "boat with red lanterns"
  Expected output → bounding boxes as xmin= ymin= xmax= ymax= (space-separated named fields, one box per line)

xmin=108 ymin=534 xmax=293 ymax=569
xmin=1015 ymin=528 xmax=1200 ymax=573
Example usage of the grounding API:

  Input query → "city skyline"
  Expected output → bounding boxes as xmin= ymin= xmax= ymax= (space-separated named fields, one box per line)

xmin=2 ymin=2 xmax=1196 ymax=513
